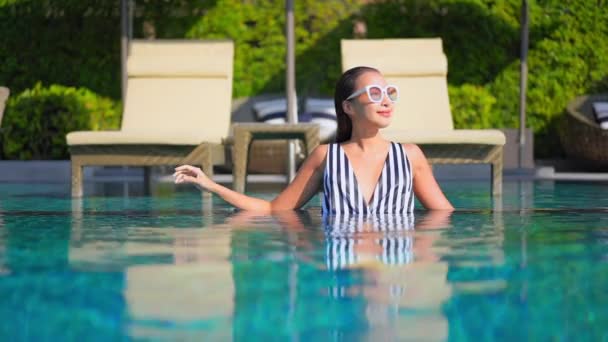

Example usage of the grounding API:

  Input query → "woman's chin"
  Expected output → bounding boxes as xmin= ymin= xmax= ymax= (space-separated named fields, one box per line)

xmin=375 ymin=118 xmax=392 ymax=128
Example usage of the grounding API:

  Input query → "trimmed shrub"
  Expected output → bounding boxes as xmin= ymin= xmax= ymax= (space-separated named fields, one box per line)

xmin=2 ymin=84 xmax=121 ymax=160
xmin=449 ymin=84 xmax=497 ymax=129
xmin=489 ymin=2 xmax=608 ymax=156
xmin=1 ymin=0 xmax=607 ymax=159
xmin=185 ymin=0 xmax=360 ymax=98
xmin=0 ymin=0 xmax=121 ymax=98
xmin=361 ymin=0 xmax=523 ymax=86
xmin=362 ymin=0 xmax=608 ymax=157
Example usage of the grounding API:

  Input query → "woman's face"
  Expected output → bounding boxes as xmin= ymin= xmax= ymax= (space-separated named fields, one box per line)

xmin=343 ymin=71 xmax=395 ymax=129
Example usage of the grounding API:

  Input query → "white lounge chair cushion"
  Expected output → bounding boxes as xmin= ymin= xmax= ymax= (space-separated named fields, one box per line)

xmin=127 ymin=41 xmax=233 ymax=78
xmin=66 ymin=40 xmax=234 ymax=147
xmin=253 ymin=98 xmax=315 ymax=126
xmin=66 ymin=130 xmax=208 ymax=146
xmin=342 ymin=40 xmax=453 ymax=131
xmin=592 ymin=102 xmax=608 ymax=130
xmin=254 ymin=99 xmax=288 ymax=124
xmin=382 ymin=129 xmax=506 ymax=145
xmin=342 ymin=39 xmax=447 ymax=77
xmin=304 ymin=98 xmax=337 ymax=143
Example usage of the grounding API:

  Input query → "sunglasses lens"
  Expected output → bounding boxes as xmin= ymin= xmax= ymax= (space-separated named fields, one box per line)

xmin=387 ymin=86 xmax=398 ymax=101
xmin=368 ymin=86 xmax=383 ymax=102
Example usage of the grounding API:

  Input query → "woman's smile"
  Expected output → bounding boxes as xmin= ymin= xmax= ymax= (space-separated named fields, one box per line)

xmin=377 ymin=108 xmax=392 ymax=118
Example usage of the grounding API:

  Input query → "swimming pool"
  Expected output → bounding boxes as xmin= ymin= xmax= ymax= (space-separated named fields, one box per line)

xmin=1 ymin=180 xmax=607 ymax=340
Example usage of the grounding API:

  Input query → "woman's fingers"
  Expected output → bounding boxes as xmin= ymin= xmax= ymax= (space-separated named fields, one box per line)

xmin=173 ymin=167 xmax=201 ymax=177
xmin=173 ymin=169 xmax=190 ymax=177
xmin=174 ymin=173 xmax=196 ymax=184
xmin=174 ymin=165 xmax=204 ymax=177
xmin=175 ymin=165 xmax=193 ymax=171
xmin=174 ymin=165 xmax=210 ymax=188
xmin=175 ymin=165 xmax=202 ymax=173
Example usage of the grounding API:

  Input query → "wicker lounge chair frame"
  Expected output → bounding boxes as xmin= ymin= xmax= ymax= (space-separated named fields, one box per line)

xmin=341 ymin=38 xmax=506 ymax=195
xmin=67 ymin=40 xmax=234 ymax=197
xmin=559 ymin=94 xmax=608 ymax=168
xmin=231 ymin=123 xmax=320 ymax=193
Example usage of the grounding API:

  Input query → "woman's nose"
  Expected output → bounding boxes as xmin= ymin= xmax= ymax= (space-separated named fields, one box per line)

xmin=381 ymin=95 xmax=391 ymax=106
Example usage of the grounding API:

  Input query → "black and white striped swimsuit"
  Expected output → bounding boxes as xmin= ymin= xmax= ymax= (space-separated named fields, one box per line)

xmin=322 ymin=142 xmax=415 ymax=216
xmin=324 ymin=214 xmax=416 ymax=271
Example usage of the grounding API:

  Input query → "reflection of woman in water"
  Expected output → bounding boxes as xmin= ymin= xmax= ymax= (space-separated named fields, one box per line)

xmin=323 ymin=214 xmax=416 ymax=270
xmin=269 ymin=209 xmax=451 ymax=271
xmin=272 ymin=209 xmax=453 ymax=337
xmin=221 ymin=209 xmax=452 ymax=339
xmin=174 ymin=66 xmax=453 ymax=213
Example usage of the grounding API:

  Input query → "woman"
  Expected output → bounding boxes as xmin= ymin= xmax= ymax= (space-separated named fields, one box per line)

xmin=174 ymin=66 xmax=453 ymax=213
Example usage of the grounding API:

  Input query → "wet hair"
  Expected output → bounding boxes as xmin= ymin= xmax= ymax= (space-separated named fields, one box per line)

xmin=334 ymin=66 xmax=379 ymax=143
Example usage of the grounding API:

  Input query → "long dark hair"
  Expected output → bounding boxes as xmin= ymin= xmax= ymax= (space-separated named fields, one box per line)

xmin=334 ymin=66 xmax=379 ymax=143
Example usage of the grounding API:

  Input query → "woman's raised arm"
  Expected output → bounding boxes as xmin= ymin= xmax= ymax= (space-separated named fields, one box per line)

xmin=174 ymin=145 xmax=328 ymax=213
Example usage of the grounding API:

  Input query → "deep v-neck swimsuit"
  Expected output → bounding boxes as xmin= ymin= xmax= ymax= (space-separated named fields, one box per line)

xmin=322 ymin=142 xmax=414 ymax=216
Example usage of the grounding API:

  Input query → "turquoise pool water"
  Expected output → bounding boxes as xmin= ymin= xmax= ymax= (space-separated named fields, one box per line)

xmin=1 ymin=181 xmax=607 ymax=340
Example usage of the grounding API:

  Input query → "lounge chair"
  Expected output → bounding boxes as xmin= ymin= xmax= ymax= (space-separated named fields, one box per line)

xmin=0 ymin=87 xmax=9 ymax=158
xmin=559 ymin=94 xmax=608 ymax=169
xmin=341 ymin=38 xmax=506 ymax=195
xmin=67 ymin=40 xmax=234 ymax=197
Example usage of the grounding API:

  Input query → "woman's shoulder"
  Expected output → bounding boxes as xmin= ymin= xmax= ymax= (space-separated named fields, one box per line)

xmin=399 ymin=143 xmax=426 ymax=165
xmin=315 ymin=143 xmax=330 ymax=153
xmin=400 ymin=143 xmax=422 ymax=155
xmin=308 ymin=143 xmax=330 ymax=163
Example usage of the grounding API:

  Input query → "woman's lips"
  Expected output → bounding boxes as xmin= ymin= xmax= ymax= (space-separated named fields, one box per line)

xmin=377 ymin=110 xmax=392 ymax=117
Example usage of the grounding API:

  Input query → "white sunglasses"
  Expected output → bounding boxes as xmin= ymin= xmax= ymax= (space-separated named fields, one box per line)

xmin=346 ymin=84 xmax=399 ymax=103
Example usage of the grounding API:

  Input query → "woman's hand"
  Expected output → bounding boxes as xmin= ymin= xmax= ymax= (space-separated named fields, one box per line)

xmin=173 ymin=165 xmax=271 ymax=212
xmin=173 ymin=165 xmax=216 ymax=191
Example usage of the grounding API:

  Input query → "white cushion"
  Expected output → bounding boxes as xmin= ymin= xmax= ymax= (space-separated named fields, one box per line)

xmin=382 ymin=129 xmax=506 ymax=145
xmin=253 ymin=98 xmax=310 ymax=125
xmin=304 ymin=98 xmax=337 ymax=143
xmin=66 ymin=40 xmax=235 ymax=147
xmin=341 ymin=39 xmax=447 ymax=77
xmin=341 ymin=39 xmax=453 ymax=131
xmin=66 ymin=130 xmax=208 ymax=145
xmin=120 ymin=77 xmax=231 ymax=144
xmin=127 ymin=40 xmax=233 ymax=78
xmin=253 ymin=99 xmax=288 ymax=124
xmin=592 ymin=102 xmax=608 ymax=130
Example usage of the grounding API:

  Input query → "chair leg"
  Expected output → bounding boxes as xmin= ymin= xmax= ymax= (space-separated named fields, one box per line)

xmin=200 ymin=144 xmax=214 ymax=199
xmin=71 ymin=158 xmax=84 ymax=198
xmin=233 ymin=131 xmax=252 ymax=193
xmin=143 ymin=166 xmax=152 ymax=195
xmin=490 ymin=147 xmax=503 ymax=196
xmin=304 ymin=126 xmax=320 ymax=156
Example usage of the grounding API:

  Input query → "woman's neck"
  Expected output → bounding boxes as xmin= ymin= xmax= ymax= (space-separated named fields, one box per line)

xmin=346 ymin=127 xmax=386 ymax=152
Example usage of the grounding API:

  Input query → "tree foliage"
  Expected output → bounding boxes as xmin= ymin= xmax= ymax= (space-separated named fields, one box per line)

xmin=1 ymin=0 xmax=607 ymax=158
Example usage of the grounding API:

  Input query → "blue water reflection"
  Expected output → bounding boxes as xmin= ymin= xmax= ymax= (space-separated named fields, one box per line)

xmin=0 ymin=180 xmax=607 ymax=340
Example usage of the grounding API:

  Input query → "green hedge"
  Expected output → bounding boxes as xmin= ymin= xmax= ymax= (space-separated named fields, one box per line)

xmin=185 ymin=0 xmax=360 ymax=98
xmin=2 ymin=84 xmax=121 ymax=159
xmin=448 ymin=84 xmax=496 ymax=129
xmin=186 ymin=0 xmax=608 ymax=157
xmin=488 ymin=2 xmax=608 ymax=156
xmin=0 ymin=0 xmax=121 ymax=99
xmin=361 ymin=0 xmax=608 ymax=157
xmin=1 ymin=0 xmax=607 ymax=159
